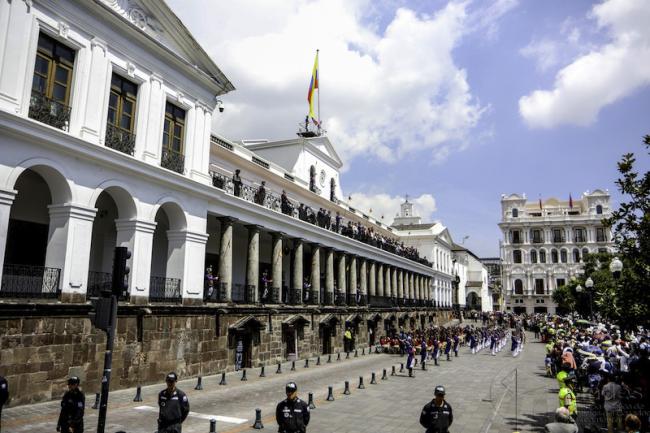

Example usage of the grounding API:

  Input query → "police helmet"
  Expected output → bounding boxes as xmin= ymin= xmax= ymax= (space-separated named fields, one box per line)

xmin=166 ymin=372 xmax=178 ymax=382
xmin=286 ymin=382 xmax=298 ymax=393
xmin=67 ymin=376 xmax=80 ymax=385
xmin=434 ymin=385 xmax=445 ymax=396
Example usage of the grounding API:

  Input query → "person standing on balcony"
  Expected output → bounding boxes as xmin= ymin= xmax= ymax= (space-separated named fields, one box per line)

xmin=232 ymin=169 xmax=242 ymax=197
xmin=255 ymin=181 xmax=266 ymax=205
xmin=204 ymin=266 xmax=218 ymax=301
xmin=261 ymin=270 xmax=272 ymax=303
xmin=303 ymin=277 xmax=311 ymax=303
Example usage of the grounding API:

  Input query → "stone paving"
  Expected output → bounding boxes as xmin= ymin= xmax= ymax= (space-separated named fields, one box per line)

xmin=2 ymin=332 xmax=560 ymax=433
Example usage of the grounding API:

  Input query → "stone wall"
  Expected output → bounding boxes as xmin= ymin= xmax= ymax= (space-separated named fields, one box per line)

xmin=0 ymin=304 xmax=453 ymax=406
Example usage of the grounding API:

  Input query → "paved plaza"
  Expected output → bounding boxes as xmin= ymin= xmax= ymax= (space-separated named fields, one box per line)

xmin=2 ymin=332 xmax=563 ymax=433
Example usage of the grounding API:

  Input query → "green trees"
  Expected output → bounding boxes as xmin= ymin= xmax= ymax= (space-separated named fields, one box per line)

xmin=603 ymin=135 xmax=650 ymax=329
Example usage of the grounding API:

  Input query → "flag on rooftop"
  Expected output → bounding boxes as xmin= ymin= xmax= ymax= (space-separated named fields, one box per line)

xmin=307 ymin=50 xmax=319 ymax=125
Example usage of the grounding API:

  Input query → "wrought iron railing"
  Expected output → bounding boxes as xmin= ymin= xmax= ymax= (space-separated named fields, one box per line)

xmin=149 ymin=276 xmax=181 ymax=303
xmin=105 ymin=124 xmax=136 ymax=155
xmin=323 ymin=291 xmax=334 ymax=305
xmin=87 ymin=271 xmax=112 ymax=298
xmin=232 ymin=284 xmax=257 ymax=304
xmin=161 ymin=148 xmax=185 ymax=174
xmin=334 ymin=291 xmax=346 ymax=306
xmin=205 ymin=282 xmax=228 ymax=302
xmin=0 ymin=264 xmax=61 ymax=298
xmin=288 ymin=289 xmax=302 ymax=305
xmin=28 ymin=91 xmax=71 ymax=131
xmin=368 ymin=296 xmax=393 ymax=308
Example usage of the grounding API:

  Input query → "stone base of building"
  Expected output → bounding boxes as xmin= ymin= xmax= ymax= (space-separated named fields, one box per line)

xmin=0 ymin=303 xmax=453 ymax=406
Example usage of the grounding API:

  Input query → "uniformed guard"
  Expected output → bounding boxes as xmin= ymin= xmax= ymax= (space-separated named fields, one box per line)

xmin=157 ymin=372 xmax=190 ymax=433
xmin=0 ymin=374 xmax=8 ymax=432
xmin=57 ymin=376 xmax=85 ymax=433
xmin=419 ymin=385 xmax=453 ymax=433
xmin=275 ymin=382 xmax=310 ymax=433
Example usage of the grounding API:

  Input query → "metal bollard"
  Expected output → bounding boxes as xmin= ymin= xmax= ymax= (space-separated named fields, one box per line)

xmin=337 ymin=352 xmax=341 ymax=361
xmin=291 ymin=360 xmax=296 ymax=371
xmin=259 ymin=365 xmax=266 ymax=378
xmin=304 ymin=358 xmax=309 ymax=368
xmin=327 ymin=354 xmax=332 ymax=363
xmin=316 ymin=356 xmax=321 ymax=366
xmin=326 ymin=386 xmax=335 ymax=401
xmin=370 ymin=372 xmax=377 ymax=384
xmin=382 ymin=368 xmax=388 ymax=380
xmin=400 ymin=363 xmax=404 ymax=373
xmin=358 ymin=376 xmax=365 ymax=389
xmin=354 ymin=349 xmax=358 ymax=358
xmin=133 ymin=386 xmax=143 ymax=402
xmin=209 ymin=418 xmax=217 ymax=433
xmin=346 ymin=351 xmax=350 ymax=359
xmin=362 ymin=348 xmax=365 ymax=356
xmin=253 ymin=408 xmax=264 ymax=429
xmin=241 ymin=369 xmax=248 ymax=381
xmin=276 ymin=362 xmax=282 ymax=374
xmin=343 ymin=380 xmax=351 ymax=395
xmin=308 ymin=392 xmax=316 ymax=409
xmin=219 ymin=372 xmax=227 ymax=386
xmin=195 ymin=375 xmax=203 ymax=390
xmin=92 ymin=392 xmax=100 ymax=409
xmin=391 ymin=365 xmax=396 ymax=376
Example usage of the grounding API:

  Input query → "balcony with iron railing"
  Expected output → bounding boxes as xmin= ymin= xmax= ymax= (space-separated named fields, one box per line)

xmin=87 ymin=271 xmax=112 ymax=298
xmin=161 ymin=148 xmax=185 ymax=174
xmin=149 ymin=276 xmax=182 ymax=303
xmin=0 ymin=264 xmax=61 ymax=299
xmin=105 ymin=124 xmax=136 ymax=156
xmin=28 ymin=91 xmax=71 ymax=131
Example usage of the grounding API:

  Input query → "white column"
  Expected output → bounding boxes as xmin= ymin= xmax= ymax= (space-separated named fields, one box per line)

xmin=45 ymin=204 xmax=97 ymax=302
xmin=78 ymin=38 xmax=111 ymax=143
xmin=115 ymin=219 xmax=156 ymax=304
xmin=167 ymin=229 xmax=209 ymax=304
xmin=187 ymin=102 xmax=212 ymax=184
xmin=0 ymin=189 xmax=17 ymax=284
xmin=140 ymin=74 xmax=165 ymax=165
xmin=0 ymin=0 xmax=33 ymax=113
xmin=246 ymin=225 xmax=261 ymax=303
xmin=310 ymin=244 xmax=321 ymax=304
xmin=218 ymin=217 xmax=235 ymax=302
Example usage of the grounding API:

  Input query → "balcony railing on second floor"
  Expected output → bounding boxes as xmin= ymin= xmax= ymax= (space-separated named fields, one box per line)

xmin=87 ymin=270 xmax=112 ymax=298
xmin=0 ymin=264 xmax=61 ymax=299
xmin=105 ymin=124 xmax=136 ymax=156
xmin=161 ymin=149 xmax=185 ymax=174
xmin=28 ymin=91 xmax=71 ymax=131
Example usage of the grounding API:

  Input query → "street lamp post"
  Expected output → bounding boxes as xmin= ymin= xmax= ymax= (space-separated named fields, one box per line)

xmin=575 ymin=284 xmax=585 ymax=319
xmin=584 ymin=277 xmax=594 ymax=321
xmin=609 ymin=257 xmax=623 ymax=280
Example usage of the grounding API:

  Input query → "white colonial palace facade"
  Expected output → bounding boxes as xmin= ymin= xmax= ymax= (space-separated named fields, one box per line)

xmin=0 ymin=0 xmax=441 ymax=308
xmin=499 ymin=191 xmax=614 ymax=314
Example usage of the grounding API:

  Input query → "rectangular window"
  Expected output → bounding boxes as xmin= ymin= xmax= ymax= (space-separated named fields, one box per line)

xmin=556 ymin=278 xmax=566 ymax=288
xmin=105 ymin=74 xmax=138 ymax=155
xmin=29 ymin=32 xmax=75 ymax=129
xmin=553 ymin=229 xmax=564 ymax=243
xmin=532 ymin=229 xmax=543 ymax=244
xmin=512 ymin=230 xmax=521 ymax=244
xmin=596 ymin=227 xmax=606 ymax=242
xmin=161 ymin=101 xmax=186 ymax=173
xmin=575 ymin=228 xmax=585 ymax=243
xmin=513 ymin=250 xmax=522 ymax=264
xmin=539 ymin=250 xmax=547 ymax=263
xmin=535 ymin=279 xmax=545 ymax=295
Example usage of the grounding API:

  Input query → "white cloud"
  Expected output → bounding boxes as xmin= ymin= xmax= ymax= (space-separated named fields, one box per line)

xmin=519 ymin=0 xmax=650 ymax=129
xmin=167 ymin=0 xmax=510 ymax=166
xmin=347 ymin=192 xmax=437 ymax=225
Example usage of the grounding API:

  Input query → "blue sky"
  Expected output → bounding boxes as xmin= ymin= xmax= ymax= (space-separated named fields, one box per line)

xmin=169 ymin=0 xmax=650 ymax=257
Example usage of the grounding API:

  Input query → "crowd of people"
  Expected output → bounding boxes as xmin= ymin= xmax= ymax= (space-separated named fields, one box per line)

xmin=527 ymin=314 xmax=649 ymax=433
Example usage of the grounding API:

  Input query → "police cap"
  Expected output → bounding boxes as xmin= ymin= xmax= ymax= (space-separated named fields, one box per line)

xmin=67 ymin=376 xmax=80 ymax=385
xmin=166 ymin=372 xmax=178 ymax=382
xmin=286 ymin=382 xmax=298 ymax=393
xmin=434 ymin=385 xmax=445 ymax=396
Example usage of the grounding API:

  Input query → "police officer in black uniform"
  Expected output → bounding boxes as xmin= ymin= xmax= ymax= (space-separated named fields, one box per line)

xmin=275 ymin=382 xmax=310 ymax=433
xmin=157 ymin=372 xmax=190 ymax=433
xmin=57 ymin=376 xmax=85 ymax=433
xmin=0 ymin=374 xmax=8 ymax=432
xmin=419 ymin=385 xmax=453 ymax=433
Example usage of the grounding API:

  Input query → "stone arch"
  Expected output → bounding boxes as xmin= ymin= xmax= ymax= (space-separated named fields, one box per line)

xmin=149 ymin=197 xmax=187 ymax=231
xmin=89 ymin=180 xmax=139 ymax=220
xmin=6 ymin=158 xmax=73 ymax=204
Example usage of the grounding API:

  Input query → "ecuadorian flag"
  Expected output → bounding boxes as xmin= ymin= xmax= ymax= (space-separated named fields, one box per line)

xmin=307 ymin=51 xmax=319 ymax=124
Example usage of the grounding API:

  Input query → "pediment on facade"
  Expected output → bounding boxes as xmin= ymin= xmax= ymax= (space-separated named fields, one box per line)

xmin=510 ymin=267 xmax=525 ymax=275
xmin=95 ymin=0 xmax=234 ymax=92
xmin=229 ymin=315 xmax=265 ymax=331
xmin=305 ymin=136 xmax=343 ymax=168
xmin=531 ymin=266 xmax=546 ymax=274
xmin=503 ymin=193 xmax=524 ymax=201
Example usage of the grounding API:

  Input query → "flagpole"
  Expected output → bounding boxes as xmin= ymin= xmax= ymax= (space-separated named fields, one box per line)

xmin=317 ymin=49 xmax=321 ymax=134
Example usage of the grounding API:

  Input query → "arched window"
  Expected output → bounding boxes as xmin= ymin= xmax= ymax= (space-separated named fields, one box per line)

xmin=539 ymin=249 xmax=547 ymax=263
xmin=551 ymin=249 xmax=559 ymax=264
xmin=512 ymin=208 xmax=518 ymax=218
xmin=514 ymin=279 xmax=523 ymax=295
xmin=560 ymin=249 xmax=568 ymax=263
xmin=573 ymin=248 xmax=580 ymax=263
xmin=530 ymin=250 xmax=537 ymax=264
xmin=582 ymin=248 xmax=589 ymax=260
xmin=513 ymin=250 xmax=522 ymax=264
xmin=596 ymin=205 xmax=603 ymax=215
